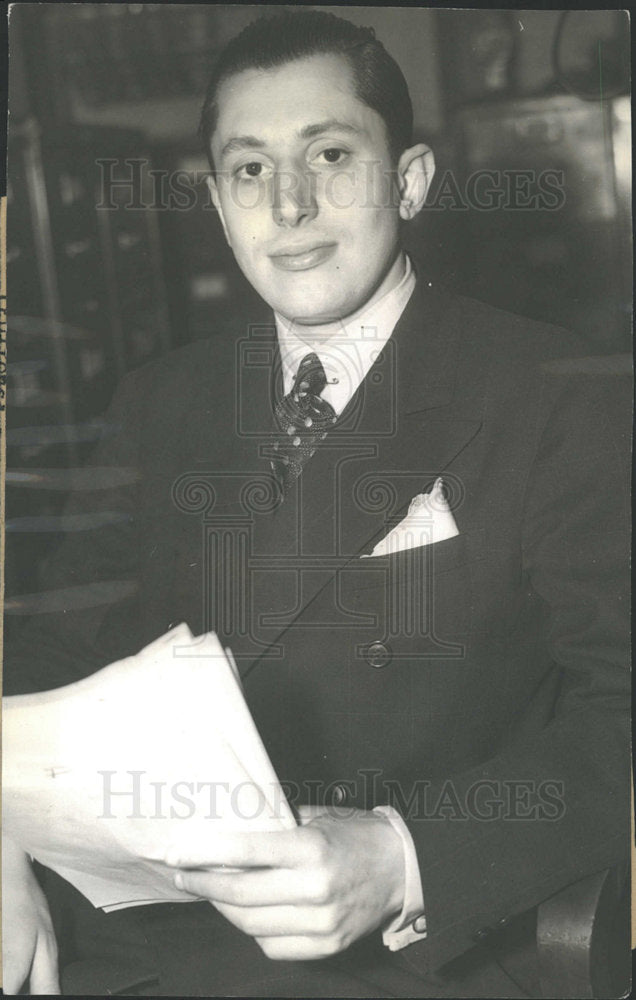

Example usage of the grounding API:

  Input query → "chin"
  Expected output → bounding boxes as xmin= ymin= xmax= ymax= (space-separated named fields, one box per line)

xmin=278 ymin=300 xmax=349 ymax=325
xmin=273 ymin=286 xmax=359 ymax=324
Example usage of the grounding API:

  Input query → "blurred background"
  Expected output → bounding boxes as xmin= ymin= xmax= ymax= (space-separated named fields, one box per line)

xmin=3 ymin=4 xmax=632 ymax=613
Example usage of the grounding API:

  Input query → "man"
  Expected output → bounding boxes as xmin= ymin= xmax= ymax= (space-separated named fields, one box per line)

xmin=4 ymin=10 xmax=630 ymax=998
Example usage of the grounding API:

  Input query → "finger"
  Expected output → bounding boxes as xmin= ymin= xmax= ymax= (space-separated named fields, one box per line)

xmin=2 ymin=958 xmax=27 ymax=996
xmin=175 ymin=866 xmax=312 ymax=906
xmin=297 ymin=805 xmax=362 ymax=824
xmin=164 ymin=827 xmax=320 ymax=871
xmin=255 ymin=934 xmax=344 ymax=961
xmin=29 ymin=933 xmax=60 ymax=995
xmin=214 ymin=901 xmax=339 ymax=939
xmin=296 ymin=805 xmax=330 ymax=824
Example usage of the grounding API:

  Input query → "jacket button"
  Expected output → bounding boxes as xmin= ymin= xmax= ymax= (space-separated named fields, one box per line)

xmin=365 ymin=640 xmax=391 ymax=669
xmin=332 ymin=784 xmax=349 ymax=806
xmin=413 ymin=914 xmax=427 ymax=934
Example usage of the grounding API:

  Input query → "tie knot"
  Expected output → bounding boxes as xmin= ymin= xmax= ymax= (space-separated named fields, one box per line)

xmin=293 ymin=353 xmax=327 ymax=398
xmin=271 ymin=351 xmax=337 ymax=497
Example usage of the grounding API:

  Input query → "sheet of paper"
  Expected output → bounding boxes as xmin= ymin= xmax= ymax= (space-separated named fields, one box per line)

xmin=3 ymin=624 xmax=295 ymax=911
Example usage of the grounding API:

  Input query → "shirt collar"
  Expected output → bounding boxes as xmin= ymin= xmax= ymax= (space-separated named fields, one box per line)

xmin=275 ymin=253 xmax=416 ymax=415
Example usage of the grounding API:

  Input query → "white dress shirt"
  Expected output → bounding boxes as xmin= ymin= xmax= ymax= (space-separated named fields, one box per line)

xmin=274 ymin=252 xmax=427 ymax=951
xmin=276 ymin=253 xmax=415 ymax=415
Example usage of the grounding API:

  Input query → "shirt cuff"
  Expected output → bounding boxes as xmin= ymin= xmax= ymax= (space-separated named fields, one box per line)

xmin=373 ymin=805 xmax=427 ymax=951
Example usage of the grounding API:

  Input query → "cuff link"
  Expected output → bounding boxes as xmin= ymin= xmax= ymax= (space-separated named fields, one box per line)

xmin=331 ymin=783 xmax=349 ymax=806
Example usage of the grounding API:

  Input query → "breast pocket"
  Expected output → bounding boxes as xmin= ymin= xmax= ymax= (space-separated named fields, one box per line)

xmin=337 ymin=530 xmax=484 ymax=662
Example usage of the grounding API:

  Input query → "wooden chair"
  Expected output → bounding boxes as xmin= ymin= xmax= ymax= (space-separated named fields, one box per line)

xmin=57 ymin=864 xmax=631 ymax=997
xmin=537 ymin=864 xmax=631 ymax=998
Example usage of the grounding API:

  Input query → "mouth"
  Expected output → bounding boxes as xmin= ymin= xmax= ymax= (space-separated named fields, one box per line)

xmin=269 ymin=243 xmax=337 ymax=272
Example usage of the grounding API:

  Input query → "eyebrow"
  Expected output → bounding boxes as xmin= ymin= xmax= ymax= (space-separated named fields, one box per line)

xmin=299 ymin=120 xmax=360 ymax=140
xmin=219 ymin=120 xmax=361 ymax=161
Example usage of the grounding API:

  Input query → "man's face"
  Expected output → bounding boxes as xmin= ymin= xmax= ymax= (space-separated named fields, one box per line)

xmin=209 ymin=54 xmax=402 ymax=324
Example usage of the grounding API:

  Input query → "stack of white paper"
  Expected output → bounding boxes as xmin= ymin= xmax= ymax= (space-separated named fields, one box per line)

xmin=3 ymin=624 xmax=296 ymax=911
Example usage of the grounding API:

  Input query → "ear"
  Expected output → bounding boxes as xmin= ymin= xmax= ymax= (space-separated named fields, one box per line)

xmin=205 ymin=174 xmax=232 ymax=246
xmin=396 ymin=143 xmax=435 ymax=221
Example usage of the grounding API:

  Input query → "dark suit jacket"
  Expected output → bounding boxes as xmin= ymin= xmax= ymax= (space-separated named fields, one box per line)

xmin=6 ymin=279 xmax=630 ymax=993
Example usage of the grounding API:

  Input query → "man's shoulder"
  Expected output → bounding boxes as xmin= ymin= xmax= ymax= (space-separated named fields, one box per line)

xmin=134 ymin=336 xmax=224 ymax=387
xmin=433 ymin=291 xmax=629 ymax=425
xmin=446 ymin=290 xmax=582 ymax=367
xmin=113 ymin=311 xmax=274 ymax=408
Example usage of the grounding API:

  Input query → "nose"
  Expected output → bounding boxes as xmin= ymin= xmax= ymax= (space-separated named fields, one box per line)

xmin=272 ymin=167 xmax=318 ymax=228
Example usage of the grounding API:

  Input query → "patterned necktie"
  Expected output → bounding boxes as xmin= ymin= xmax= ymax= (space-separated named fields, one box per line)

xmin=270 ymin=352 xmax=337 ymax=496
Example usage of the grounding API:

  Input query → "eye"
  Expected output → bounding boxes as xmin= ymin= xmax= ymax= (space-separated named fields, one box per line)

xmin=315 ymin=147 xmax=349 ymax=166
xmin=235 ymin=161 xmax=271 ymax=180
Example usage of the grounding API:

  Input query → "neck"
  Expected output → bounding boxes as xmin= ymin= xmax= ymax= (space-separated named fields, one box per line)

xmin=282 ymin=250 xmax=408 ymax=348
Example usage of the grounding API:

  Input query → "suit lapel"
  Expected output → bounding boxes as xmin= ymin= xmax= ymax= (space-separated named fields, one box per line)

xmin=323 ymin=278 xmax=482 ymax=557
xmin=242 ymin=278 xmax=483 ymax=679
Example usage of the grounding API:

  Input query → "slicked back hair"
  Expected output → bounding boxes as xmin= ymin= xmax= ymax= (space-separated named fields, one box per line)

xmin=199 ymin=10 xmax=414 ymax=169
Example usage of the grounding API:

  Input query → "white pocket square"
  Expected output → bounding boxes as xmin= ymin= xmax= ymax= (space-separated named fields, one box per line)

xmin=362 ymin=478 xmax=459 ymax=558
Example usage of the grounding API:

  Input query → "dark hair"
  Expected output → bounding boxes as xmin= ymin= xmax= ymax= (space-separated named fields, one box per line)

xmin=199 ymin=10 xmax=413 ymax=167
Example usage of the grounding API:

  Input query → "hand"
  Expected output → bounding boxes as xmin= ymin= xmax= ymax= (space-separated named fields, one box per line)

xmin=165 ymin=806 xmax=404 ymax=960
xmin=2 ymin=837 xmax=60 ymax=995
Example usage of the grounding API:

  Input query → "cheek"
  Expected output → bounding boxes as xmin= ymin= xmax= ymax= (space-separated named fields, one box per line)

xmin=320 ymin=172 xmax=361 ymax=213
xmin=220 ymin=185 xmax=270 ymax=244
xmin=225 ymin=176 xmax=271 ymax=215
xmin=353 ymin=163 xmax=395 ymax=213
xmin=324 ymin=178 xmax=396 ymax=243
xmin=334 ymin=209 xmax=397 ymax=266
xmin=225 ymin=216 xmax=267 ymax=266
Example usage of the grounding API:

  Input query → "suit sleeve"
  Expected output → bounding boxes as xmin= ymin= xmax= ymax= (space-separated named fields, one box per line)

xmin=3 ymin=369 xmax=145 ymax=695
xmin=403 ymin=367 xmax=631 ymax=971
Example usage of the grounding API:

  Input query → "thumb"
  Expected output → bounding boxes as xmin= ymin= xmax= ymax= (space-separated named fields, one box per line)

xmin=296 ymin=804 xmax=330 ymax=825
